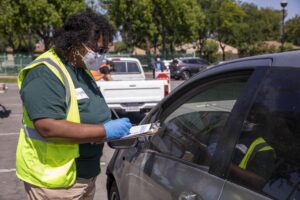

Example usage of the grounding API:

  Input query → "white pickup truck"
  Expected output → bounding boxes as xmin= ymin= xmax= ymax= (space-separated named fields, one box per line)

xmin=96 ymin=57 xmax=170 ymax=114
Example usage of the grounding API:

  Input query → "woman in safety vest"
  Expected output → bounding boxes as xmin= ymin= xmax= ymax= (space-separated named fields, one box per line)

xmin=16 ymin=10 xmax=132 ymax=199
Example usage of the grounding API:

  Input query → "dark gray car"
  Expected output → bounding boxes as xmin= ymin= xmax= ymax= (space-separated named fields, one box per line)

xmin=169 ymin=57 xmax=209 ymax=80
xmin=106 ymin=51 xmax=300 ymax=200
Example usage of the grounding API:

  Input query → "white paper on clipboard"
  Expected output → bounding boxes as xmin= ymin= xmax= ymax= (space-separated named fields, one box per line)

xmin=122 ymin=124 xmax=151 ymax=139
xmin=121 ymin=122 xmax=160 ymax=139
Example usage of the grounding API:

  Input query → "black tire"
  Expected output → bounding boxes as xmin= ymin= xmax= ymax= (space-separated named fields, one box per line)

xmin=182 ymin=71 xmax=191 ymax=80
xmin=109 ymin=181 xmax=120 ymax=200
xmin=174 ymin=76 xmax=180 ymax=80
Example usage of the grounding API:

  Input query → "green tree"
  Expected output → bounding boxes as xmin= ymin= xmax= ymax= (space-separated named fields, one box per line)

xmin=212 ymin=0 xmax=246 ymax=60
xmin=107 ymin=0 xmax=204 ymax=59
xmin=285 ymin=16 xmax=300 ymax=46
xmin=0 ymin=0 xmax=86 ymax=53
xmin=196 ymin=0 xmax=216 ymax=57
xmin=238 ymin=2 xmax=281 ymax=56
xmin=238 ymin=3 xmax=262 ymax=44
xmin=114 ymin=41 xmax=128 ymax=53
xmin=202 ymin=39 xmax=219 ymax=63
xmin=258 ymin=8 xmax=281 ymax=41
xmin=156 ymin=0 xmax=204 ymax=58
xmin=0 ymin=0 xmax=23 ymax=51
xmin=107 ymin=0 xmax=156 ymax=55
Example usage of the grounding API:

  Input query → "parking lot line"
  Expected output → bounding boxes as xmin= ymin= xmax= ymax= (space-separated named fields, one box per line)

xmin=0 ymin=168 xmax=16 ymax=173
xmin=0 ymin=132 xmax=19 ymax=136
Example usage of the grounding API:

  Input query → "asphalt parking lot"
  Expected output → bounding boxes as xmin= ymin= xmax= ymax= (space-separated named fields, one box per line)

xmin=0 ymin=78 xmax=183 ymax=200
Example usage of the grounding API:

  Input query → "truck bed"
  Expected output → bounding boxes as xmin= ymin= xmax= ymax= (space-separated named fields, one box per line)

xmin=96 ymin=80 xmax=166 ymax=112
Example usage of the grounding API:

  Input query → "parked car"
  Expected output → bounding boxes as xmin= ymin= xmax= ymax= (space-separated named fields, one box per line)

xmin=106 ymin=50 xmax=300 ymax=200
xmin=169 ymin=57 xmax=209 ymax=80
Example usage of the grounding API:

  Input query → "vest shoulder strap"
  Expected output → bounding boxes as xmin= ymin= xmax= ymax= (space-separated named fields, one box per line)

xmin=30 ymin=57 xmax=71 ymax=113
xmin=239 ymin=137 xmax=274 ymax=169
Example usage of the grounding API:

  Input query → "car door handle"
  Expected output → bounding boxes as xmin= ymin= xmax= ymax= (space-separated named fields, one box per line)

xmin=179 ymin=192 xmax=203 ymax=200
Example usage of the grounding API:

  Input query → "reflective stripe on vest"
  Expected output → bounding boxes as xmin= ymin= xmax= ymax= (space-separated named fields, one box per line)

xmin=24 ymin=125 xmax=50 ymax=143
xmin=239 ymin=137 xmax=274 ymax=170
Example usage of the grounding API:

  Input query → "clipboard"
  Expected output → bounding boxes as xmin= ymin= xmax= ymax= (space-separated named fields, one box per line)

xmin=120 ymin=122 xmax=160 ymax=140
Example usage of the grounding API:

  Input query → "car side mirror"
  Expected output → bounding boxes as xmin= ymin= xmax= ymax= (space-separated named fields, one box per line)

xmin=108 ymin=138 xmax=138 ymax=149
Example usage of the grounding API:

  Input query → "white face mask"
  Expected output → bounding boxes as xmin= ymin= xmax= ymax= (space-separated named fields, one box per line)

xmin=78 ymin=45 xmax=107 ymax=70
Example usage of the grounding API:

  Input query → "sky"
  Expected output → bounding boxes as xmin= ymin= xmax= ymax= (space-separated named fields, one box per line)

xmin=240 ymin=0 xmax=300 ymax=19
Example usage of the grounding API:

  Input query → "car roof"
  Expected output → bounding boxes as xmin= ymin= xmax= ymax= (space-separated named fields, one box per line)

xmin=227 ymin=50 xmax=300 ymax=67
xmin=177 ymin=57 xmax=206 ymax=60
xmin=107 ymin=57 xmax=141 ymax=62
xmin=163 ymin=51 xmax=300 ymax=104
xmin=208 ymin=50 xmax=300 ymax=71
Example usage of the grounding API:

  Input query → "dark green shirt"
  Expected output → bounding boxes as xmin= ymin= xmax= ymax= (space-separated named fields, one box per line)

xmin=20 ymin=61 xmax=111 ymax=179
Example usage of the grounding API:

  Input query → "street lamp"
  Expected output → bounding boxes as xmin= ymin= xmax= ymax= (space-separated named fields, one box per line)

xmin=280 ymin=0 xmax=288 ymax=52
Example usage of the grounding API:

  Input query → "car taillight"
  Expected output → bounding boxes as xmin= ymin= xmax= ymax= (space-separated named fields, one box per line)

xmin=164 ymin=84 xmax=169 ymax=96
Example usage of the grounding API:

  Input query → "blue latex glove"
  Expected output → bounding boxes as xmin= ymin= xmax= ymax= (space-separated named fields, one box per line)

xmin=104 ymin=118 xmax=132 ymax=141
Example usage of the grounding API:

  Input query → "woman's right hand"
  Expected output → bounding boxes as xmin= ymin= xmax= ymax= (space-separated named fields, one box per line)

xmin=103 ymin=118 xmax=132 ymax=141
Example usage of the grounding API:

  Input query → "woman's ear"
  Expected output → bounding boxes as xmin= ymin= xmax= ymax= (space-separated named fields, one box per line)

xmin=70 ymin=45 xmax=87 ymax=68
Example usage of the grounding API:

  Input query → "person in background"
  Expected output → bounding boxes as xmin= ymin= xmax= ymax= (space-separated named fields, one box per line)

xmin=155 ymin=56 xmax=165 ymax=72
xmin=16 ymin=10 xmax=131 ymax=200
xmin=90 ymin=59 xmax=113 ymax=81
xmin=228 ymin=107 xmax=276 ymax=191
xmin=99 ymin=60 xmax=113 ymax=81
xmin=149 ymin=57 xmax=156 ymax=79
xmin=150 ymin=56 xmax=165 ymax=79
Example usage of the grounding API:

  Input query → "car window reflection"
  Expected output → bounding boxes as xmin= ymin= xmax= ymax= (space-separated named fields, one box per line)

xmin=150 ymin=78 xmax=250 ymax=167
xmin=227 ymin=68 xmax=300 ymax=199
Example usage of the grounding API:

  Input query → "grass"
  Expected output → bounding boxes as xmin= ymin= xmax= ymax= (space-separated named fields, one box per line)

xmin=0 ymin=76 xmax=17 ymax=83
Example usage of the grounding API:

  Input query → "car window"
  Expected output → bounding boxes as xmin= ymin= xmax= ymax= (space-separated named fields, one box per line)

xmin=172 ymin=59 xmax=179 ymax=65
xmin=127 ymin=62 xmax=140 ymax=73
xmin=188 ymin=59 xmax=197 ymax=64
xmin=227 ymin=68 xmax=300 ymax=199
xmin=182 ymin=59 xmax=189 ymax=64
xmin=196 ymin=59 xmax=208 ymax=65
xmin=150 ymin=76 xmax=251 ymax=167
xmin=112 ymin=61 xmax=126 ymax=73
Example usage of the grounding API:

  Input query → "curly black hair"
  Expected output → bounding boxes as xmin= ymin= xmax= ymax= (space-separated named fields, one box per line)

xmin=53 ymin=9 xmax=115 ymax=56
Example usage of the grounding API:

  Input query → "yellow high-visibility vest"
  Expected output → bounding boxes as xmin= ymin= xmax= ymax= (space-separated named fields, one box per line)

xmin=16 ymin=49 xmax=90 ymax=188
xmin=239 ymin=137 xmax=274 ymax=170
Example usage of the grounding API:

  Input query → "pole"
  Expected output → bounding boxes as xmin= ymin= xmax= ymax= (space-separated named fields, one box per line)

xmin=280 ymin=0 xmax=288 ymax=52
xmin=280 ymin=8 xmax=285 ymax=52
